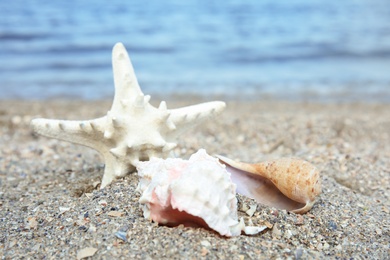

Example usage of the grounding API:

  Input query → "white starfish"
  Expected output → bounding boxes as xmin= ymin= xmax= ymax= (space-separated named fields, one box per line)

xmin=31 ymin=42 xmax=226 ymax=188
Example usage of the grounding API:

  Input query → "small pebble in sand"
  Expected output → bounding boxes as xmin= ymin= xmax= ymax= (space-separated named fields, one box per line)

xmin=114 ymin=231 xmax=127 ymax=241
xmin=200 ymin=240 xmax=211 ymax=248
xmin=77 ymin=247 xmax=98 ymax=260
xmin=107 ymin=211 xmax=124 ymax=217
xmin=98 ymin=200 xmax=107 ymax=206
xmin=328 ymin=220 xmax=337 ymax=230
xmin=246 ymin=205 xmax=257 ymax=217
xmin=272 ymin=224 xmax=282 ymax=238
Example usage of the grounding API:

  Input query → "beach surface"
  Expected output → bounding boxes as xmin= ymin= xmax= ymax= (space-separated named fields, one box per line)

xmin=0 ymin=98 xmax=389 ymax=259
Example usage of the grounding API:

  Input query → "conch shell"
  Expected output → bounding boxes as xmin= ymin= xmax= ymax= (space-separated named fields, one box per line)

xmin=216 ymin=155 xmax=321 ymax=214
xmin=136 ymin=149 xmax=267 ymax=236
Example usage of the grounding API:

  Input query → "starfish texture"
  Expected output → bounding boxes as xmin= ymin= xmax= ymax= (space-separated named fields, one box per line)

xmin=31 ymin=42 xmax=226 ymax=188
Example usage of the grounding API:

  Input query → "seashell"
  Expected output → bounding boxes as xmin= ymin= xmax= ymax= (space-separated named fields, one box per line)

xmin=136 ymin=149 xmax=267 ymax=237
xmin=216 ymin=155 xmax=321 ymax=214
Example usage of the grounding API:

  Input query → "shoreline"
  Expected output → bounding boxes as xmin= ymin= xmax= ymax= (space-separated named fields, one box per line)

xmin=1 ymin=99 xmax=389 ymax=258
xmin=2 ymin=83 xmax=390 ymax=104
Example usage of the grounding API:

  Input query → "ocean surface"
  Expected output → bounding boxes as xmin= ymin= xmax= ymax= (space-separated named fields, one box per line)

xmin=1 ymin=0 xmax=390 ymax=101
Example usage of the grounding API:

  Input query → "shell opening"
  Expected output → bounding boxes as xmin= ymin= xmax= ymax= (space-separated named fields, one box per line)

xmin=149 ymin=203 xmax=211 ymax=229
xmin=224 ymin=164 xmax=306 ymax=212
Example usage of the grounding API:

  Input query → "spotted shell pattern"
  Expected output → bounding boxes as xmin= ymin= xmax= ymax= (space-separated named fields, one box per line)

xmin=217 ymin=155 xmax=322 ymax=214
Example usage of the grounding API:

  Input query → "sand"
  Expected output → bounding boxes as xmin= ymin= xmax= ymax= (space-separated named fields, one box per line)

xmin=0 ymin=98 xmax=389 ymax=259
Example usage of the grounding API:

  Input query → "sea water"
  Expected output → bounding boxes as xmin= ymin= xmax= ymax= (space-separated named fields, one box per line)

xmin=1 ymin=0 xmax=390 ymax=101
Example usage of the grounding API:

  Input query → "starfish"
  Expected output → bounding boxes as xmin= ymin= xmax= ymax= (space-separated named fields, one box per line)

xmin=31 ymin=42 xmax=226 ymax=188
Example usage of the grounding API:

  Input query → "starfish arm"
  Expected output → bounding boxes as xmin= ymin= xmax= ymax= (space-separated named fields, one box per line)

xmin=30 ymin=117 xmax=107 ymax=150
xmin=100 ymin=153 xmax=136 ymax=189
xmin=168 ymin=101 xmax=226 ymax=135
xmin=111 ymin=42 xmax=143 ymax=113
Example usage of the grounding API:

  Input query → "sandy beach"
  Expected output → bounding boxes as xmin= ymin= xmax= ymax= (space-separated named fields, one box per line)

xmin=0 ymin=98 xmax=389 ymax=259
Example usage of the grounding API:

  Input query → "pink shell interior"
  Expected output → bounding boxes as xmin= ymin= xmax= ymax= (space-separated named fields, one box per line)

xmin=136 ymin=149 xmax=239 ymax=236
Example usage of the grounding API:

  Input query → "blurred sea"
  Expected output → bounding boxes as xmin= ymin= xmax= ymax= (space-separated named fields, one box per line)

xmin=1 ymin=0 xmax=390 ymax=101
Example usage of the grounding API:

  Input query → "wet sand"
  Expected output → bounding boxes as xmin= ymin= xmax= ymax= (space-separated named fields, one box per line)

xmin=0 ymin=98 xmax=389 ymax=259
